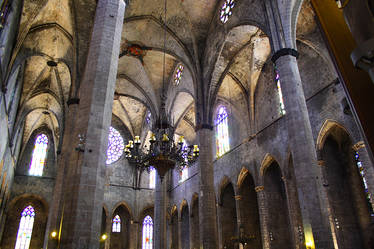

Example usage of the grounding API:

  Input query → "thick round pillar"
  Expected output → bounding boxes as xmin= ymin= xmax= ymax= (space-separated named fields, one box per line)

xmin=197 ymin=127 xmax=218 ymax=249
xmin=154 ymin=173 xmax=166 ymax=249
xmin=255 ymin=186 xmax=270 ymax=249
xmin=273 ymin=50 xmax=334 ymax=249
xmin=59 ymin=0 xmax=126 ymax=248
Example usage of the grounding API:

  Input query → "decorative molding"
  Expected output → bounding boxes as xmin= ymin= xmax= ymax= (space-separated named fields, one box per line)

xmin=234 ymin=195 xmax=242 ymax=200
xmin=255 ymin=186 xmax=264 ymax=192
xmin=317 ymin=160 xmax=325 ymax=166
xmin=352 ymin=141 xmax=365 ymax=151
xmin=271 ymin=48 xmax=299 ymax=63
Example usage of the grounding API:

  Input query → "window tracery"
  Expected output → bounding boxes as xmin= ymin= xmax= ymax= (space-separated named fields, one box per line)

xmin=106 ymin=127 xmax=125 ymax=164
xmin=215 ymin=106 xmax=230 ymax=157
xmin=174 ymin=64 xmax=184 ymax=85
xmin=29 ymin=134 xmax=48 ymax=176
xmin=112 ymin=215 xmax=121 ymax=233
xmin=220 ymin=0 xmax=235 ymax=23
xmin=149 ymin=166 xmax=156 ymax=189
xmin=15 ymin=206 xmax=35 ymax=249
xmin=142 ymin=215 xmax=153 ymax=249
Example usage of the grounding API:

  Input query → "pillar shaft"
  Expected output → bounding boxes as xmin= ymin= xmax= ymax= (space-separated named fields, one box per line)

xmin=154 ymin=174 xmax=166 ymax=249
xmin=197 ymin=128 xmax=218 ymax=249
xmin=59 ymin=0 xmax=125 ymax=247
xmin=256 ymin=186 xmax=270 ymax=249
xmin=275 ymin=54 xmax=334 ymax=248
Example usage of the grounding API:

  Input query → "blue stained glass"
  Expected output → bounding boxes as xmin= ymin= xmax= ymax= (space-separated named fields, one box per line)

xmin=142 ymin=215 xmax=153 ymax=249
xmin=106 ymin=127 xmax=125 ymax=164
xmin=112 ymin=215 xmax=121 ymax=233
xmin=29 ymin=134 xmax=48 ymax=176
xmin=355 ymin=152 xmax=374 ymax=216
xmin=275 ymin=70 xmax=286 ymax=115
xmin=220 ymin=0 xmax=235 ymax=23
xmin=174 ymin=64 xmax=184 ymax=85
xmin=15 ymin=206 xmax=35 ymax=249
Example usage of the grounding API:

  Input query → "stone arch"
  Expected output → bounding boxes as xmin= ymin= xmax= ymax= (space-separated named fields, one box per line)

xmin=237 ymin=166 xmax=249 ymax=189
xmin=110 ymin=203 xmax=132 ymax=249
xmin=1 ymin=194 xmax=48 ymax=249
xmin=263 ymin=161 xmax=293 ymax=249
xmin=170 ymin=205 xmax=179 ymax=249
xmin=218 ymin=175 xmax=234 ymax=205
xmin=180 ymin=202 xmax=190 ymax=249
xmin=190 ymin=193 xmax=199 ymax=249
xmin=111 ymin=201 xmax=133 ymax=220
xmin=259 ymin=153 xmax=277 ymax=178
xmin=316 ymin=119 xmax=352 ymax=159
xmin=138 ymin=206 xmax=154 ymax=249
xmin=237 ymin=172 xmax=262 ymax=249
xmin=218 ymin=181 xmax=238 ymax=249
xmin=320 ymin=123 xmax=371 ymax=248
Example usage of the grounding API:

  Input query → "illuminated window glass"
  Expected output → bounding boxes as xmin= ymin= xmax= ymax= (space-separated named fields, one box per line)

xmin=220 ymin=0 xmax=235 ymax=24
xmin=275 ymin=70 xmax=286 ymax=115
xmin=215 ymin=106 xmax=230 ymax=157
xmin=112 ymin=215 xmax=121 ymax=233
xmin=179 ymin=143 xmax=189 ymax=182
xmin=106 ymin=127 xmax=125 ymax=164
xmin=15 ymin=205 xmax=35 ymax=249
xmin=355 ymin=152 xmax=374 ymax=216
xmin=145 ymin=111 xmax=152 ymax=124
xmin=149 ymin=167 xmax=156 ymax=189
xmin=142 ymin=215 xmax=153 ymax=249
xmin=29 ymin=134 xmax=48 ymax=176
xmin=174 ymin=64 xmax=184 ymax=85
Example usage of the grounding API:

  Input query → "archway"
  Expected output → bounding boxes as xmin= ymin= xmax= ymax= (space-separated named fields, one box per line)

xmin=238 ymin=173 xmax=262 ymax=249
xmin=264 ymin=162 xmax=292 ymax=249
xmin=180 ymin=204 xmax=190 ymax=249
xmin=110 ymin=204 xmax=131 ymax=249
xmin=219 ymin=182 xmax=237 ymax=249
xmin=170 ymin=210 xmax=179 ymax=249
xmin=322 ymin=129 xmax=371 ymax=248
xmin=190 ymin=196 xmax=199 ymax=249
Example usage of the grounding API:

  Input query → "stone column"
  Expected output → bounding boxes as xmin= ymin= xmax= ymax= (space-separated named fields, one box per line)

xmin=255 ymin=186 xmax=270 ymax=249
xmin=154 ymin=173 xmax=166 ymax=249
xmin=197 ymin=127 xmax=218 ymax=249
xmin=234 ymin=195 xmax=242 ymax=230
xmin=59 ymin=0 xmax=125 ymax=248
xmin=273 ymin=51 xmax=334 ymax=249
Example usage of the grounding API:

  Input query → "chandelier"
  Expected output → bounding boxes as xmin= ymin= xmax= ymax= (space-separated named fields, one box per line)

xmin=124 ymin=113 xmax=199 ymax=179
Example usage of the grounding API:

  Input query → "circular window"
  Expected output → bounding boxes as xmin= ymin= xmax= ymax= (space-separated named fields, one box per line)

xmin=106 ymin=126 xmax=125 ymax=164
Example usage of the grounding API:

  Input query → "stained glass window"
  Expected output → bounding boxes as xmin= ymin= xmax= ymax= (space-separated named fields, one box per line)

xmin=149 ymin=167 xmax=156 ymax=189
xmin=142 ymin=215 xmax=153 ymax=249
xmin=215 ymin=106 xmax=230 ymax=157
xmin=174 ymin=64 xmax=184 ymax=85
xmin=355 ymin=152 xmax=374 ymax=216
xmin=106 ymin=127 xmax=125 ymax=164
xmin=275 ymin=70 xmax=286 ymax=115
xmin=112 ymin=215 xmax=121 ymax=233
xmin=29 ymin=134 xmax=48 ymax=176
xmin=15 ymin=205 xmax=35 ymax=249
xmin=220 ymin=0 xmax=235 ymax=24
xmin=179 ymin=143 xmax=189 ymax=182
xmin=145 ymin=111 xmax=152 ymax=124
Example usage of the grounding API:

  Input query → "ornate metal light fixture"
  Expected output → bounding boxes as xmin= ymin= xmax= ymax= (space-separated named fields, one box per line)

xmin=124 ymin=113 xmax=199 ymax=179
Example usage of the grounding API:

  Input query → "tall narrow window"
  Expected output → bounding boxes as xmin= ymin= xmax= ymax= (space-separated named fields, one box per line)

xmin=275 ymin=70 xmax=286 ymax=115
xmin=179 ymin=143 xmax=188 ymax=182
xmin=29 ymin=134 xmax=48 ymax=176
xmin=149 ymin=167 xmax=156 ymax=189
xmin=112 ymin=215 xmax=121 ymax=233
xmin=215 ymin=106 xmax=230 ymax=157
xmin=15 ymin=205 xmax=35 ymax=249
xmin=220 ymin=0 xmax=235 ymax=23
xmin=355 ymin=152 xmax=374 ymax=216
xmin=142 ymin=215 xmax=153 ymax=249
xmin=174 ymin=64 xmax=184 ymax=85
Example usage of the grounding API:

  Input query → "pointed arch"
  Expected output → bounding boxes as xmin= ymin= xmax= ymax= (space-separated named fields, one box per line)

xmin=259 ymin=153 xmax=276 ymax=177
xmin=237 ymin=167 xmax=249 ymax=189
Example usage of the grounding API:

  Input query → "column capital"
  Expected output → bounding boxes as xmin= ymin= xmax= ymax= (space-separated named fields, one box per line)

xmin=317 ymin=160 xmax=325 ymax=166
xmin=271 ymin=48 xmax=299 ymax=63
xmin=255 ymin=186 xmax=264 ymax=192
xmin=234 ymin=195 xmax=242 ymax=200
